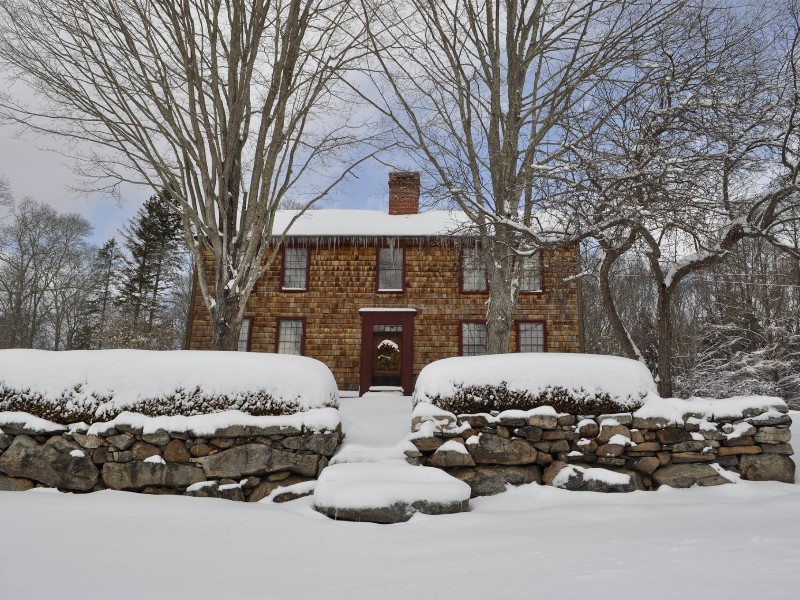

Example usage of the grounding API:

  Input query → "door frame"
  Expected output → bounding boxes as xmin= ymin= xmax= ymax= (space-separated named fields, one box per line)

xmin=359 ymin=309 xmax=416 ymax=395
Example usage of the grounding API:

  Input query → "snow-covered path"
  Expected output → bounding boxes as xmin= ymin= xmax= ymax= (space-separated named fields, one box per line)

xmin=331 ymin=393 xmax=414 ymax=463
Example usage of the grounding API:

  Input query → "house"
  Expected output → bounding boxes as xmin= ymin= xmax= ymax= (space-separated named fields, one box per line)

xmin=184 ymin=172 xmax=583 ymax=395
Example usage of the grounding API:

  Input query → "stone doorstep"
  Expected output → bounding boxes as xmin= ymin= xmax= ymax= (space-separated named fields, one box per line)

xmin=313 ymin=463 xmax=472 ymax=524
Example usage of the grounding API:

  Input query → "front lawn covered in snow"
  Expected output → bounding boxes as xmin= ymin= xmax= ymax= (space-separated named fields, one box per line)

xmin=413 ymin=353 xmax=657 ymax=414
xmin=0 ymin=350 xmax=338 ymax=424
xmin=0 ymin=445 xmax=798 ymax=600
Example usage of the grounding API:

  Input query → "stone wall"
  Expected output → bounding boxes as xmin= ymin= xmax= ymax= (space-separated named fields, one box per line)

xmin=408 ymin=403 xmax=795 ymax=496
xmin=0 ymin=415 xmax=343 ymax=502
xmin=186 ymin=243 xmax=582 ymax=392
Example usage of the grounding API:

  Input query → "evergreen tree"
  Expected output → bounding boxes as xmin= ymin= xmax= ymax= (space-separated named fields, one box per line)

xmin=114 ymin=191 xmax=185 ymax=348
xmin=80 ymin=238 xmax=123 ymax=348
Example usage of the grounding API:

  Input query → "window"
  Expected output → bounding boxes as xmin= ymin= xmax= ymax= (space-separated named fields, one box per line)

xmin=237 ymin=318 xmax=252 ymax=352
xmin=518 ymin=321 xmax=545 ymax=352
xmin=462 ymin=247 xmax=487 ymax=292
xmin=520 ymin=253 xmax=542 ymax=292
xmin=277 ymin=319 xmax=304 ymax=355
xmin=282 ymin=247 xmax=308 ymax=290
xmin=378 ymin=247 xmax=404 ymax=291
xmin=461 ymin=322 xmax=487 ymax=356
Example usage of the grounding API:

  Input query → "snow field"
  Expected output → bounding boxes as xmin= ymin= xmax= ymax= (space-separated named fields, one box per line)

xmin=0 ymin=397 xmax=796 ymax=599
xmin=0 ymin=461 xmax=797 ymax=600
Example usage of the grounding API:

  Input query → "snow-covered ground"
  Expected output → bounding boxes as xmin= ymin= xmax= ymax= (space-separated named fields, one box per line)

xmin=330 ymin=392 xmax=415 ymax=463
xmin=0 ymin=401 xmax=798 ymax=600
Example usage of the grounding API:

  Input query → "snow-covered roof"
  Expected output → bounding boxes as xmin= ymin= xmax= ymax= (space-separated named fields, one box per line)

xmin=274 ymin=209 xmax=473 ymax=238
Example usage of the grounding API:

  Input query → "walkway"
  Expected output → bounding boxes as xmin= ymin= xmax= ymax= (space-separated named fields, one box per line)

xmin=316 ymin=392 xmax=472 ymax=522
xmin=331 ymin=392 xmax=414 ymax=464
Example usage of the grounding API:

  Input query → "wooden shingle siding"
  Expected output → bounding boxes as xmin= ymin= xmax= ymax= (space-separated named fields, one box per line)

xmin=186 ymin=242 xmax=582 ymax=391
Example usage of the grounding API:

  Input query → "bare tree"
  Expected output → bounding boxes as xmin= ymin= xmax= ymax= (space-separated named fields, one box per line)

xmin=0 ymin=0 xmax=376 ymax=350
xmin=0 ymin=198 xmax=93 ymax=348
xmin=0 ymin=175 xmax=11 ymax=208
xmin=355 ymin=0 xmax=682 ymax=353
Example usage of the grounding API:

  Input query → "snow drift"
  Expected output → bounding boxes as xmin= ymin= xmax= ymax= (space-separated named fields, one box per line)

xmin=412 ymin=353 xmax=657 ymax=414
xmin=0 ymin=349 xmax=338 ymax=424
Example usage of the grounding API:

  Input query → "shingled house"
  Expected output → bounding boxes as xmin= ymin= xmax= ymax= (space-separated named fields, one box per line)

xmin=185 ymin=172 xmax=583 ymax=395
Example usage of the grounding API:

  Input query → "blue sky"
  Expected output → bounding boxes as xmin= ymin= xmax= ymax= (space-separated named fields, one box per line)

xmin=0 ymin=121 xmax=401 ymax=246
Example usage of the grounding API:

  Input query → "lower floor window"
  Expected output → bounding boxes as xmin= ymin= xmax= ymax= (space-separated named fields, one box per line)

xmin=518 ymin=321 xmax=545 ymax=352
xmin=277 ymin=319 xmax=304 ymax=355
xmin=237 ymin=318 xmax=252 ymax=352
xmin=461 ymin=322 xmax=487 ymax=356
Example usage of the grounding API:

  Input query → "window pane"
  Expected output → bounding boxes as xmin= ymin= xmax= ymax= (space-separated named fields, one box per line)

xmin=462 ymin=248 xmax=487 ymax=292
xmin=237 ymin=319 xmax=251 ymax=352
xmin=278 ymin=319 xmax=304 ymax=355
xmin=461 ymin=322 xmax=487 ymax=356
xmin=520 ymin=254 xmax=542 ymax=292
xmin=283 ymin=248 xmax=308 ymax=289
xmin=378 ymin=247 xmax=403 ymax=290
xmin=374 ymin=324 xmax=403 ymax=333
xmin=519 ymin=322 xmax=544 ymax=352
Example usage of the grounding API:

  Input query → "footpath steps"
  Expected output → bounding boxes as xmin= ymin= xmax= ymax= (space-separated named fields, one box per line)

xmin=313 ymin=394 xmax=471 ymax=523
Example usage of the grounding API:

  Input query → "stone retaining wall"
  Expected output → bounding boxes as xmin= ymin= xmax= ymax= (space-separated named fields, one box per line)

xmin=0 ymin=415 xmax=343 ymax=502
xmin=408 ymin=403 xmax=795 ymax=496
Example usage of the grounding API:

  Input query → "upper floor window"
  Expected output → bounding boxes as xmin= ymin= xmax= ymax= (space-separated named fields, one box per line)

xmin=518 ymin=321 xmax=545 ymax=352
xmin=461 ymin=321 xmax=487 ymax=356
xmin=378 ymin=247 xmax=404 ymax=291
xmin=282 ymin=247 xmax=308 ymax=290
xmin=237 ymin=317 xmax=252 ymax=352
xmin=520 ymin=253 xmax=542 ymax=292
xmin=462 ymin=247 xmax=487 ymax=292
xmin=277 ymin=318 xmax=304 ymax=355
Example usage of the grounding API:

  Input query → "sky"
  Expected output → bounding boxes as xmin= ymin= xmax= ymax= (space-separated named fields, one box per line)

xmin=0 ymin=120 xmax=400 ymax=246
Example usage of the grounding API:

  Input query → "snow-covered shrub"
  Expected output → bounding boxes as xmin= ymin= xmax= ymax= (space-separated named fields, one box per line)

xmin=0 ymin=349 xmax=338 ymax=424
xmin=413 ymin=354 xmax=657 ymax=414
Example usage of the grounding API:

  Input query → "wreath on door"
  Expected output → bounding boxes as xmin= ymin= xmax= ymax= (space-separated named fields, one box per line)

xmin=376 ymin=339 xmax=400 ymax=369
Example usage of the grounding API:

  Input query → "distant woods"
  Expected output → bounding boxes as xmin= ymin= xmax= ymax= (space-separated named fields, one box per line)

xmin=0 ymin=189 xmax=191 ymax=350
xmin=582 ymin=235 xmax=800 ymax=408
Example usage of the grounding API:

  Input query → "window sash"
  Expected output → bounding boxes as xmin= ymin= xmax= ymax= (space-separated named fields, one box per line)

xmin=378 ymin=247 xmax=403 ymax=291
xmin=237 ymin=319 xmax=251 ymax=352
xmin=283 ymin=248 xmax=308 ymax=290
xmin=520 ymin=254 xmax=542 ymax=292
xmin=519 ymin=322 xmax=544 ymax=352
xmin=277 ymin=319 xmax=304 ymax=355
xmin=462 ymin=248 xmax=487 ymax=292
xmin=461 ymin=322 xmax=487 ymax=356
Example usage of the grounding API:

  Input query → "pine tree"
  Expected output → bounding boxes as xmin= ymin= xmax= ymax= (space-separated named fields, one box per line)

xmin=114 ymin=191 xmax=185 ymax=348
xmin=79 ymin=238 xmax=123 ymax=348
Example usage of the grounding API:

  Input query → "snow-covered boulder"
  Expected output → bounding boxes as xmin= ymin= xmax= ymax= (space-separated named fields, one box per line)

xmin=547 ymin=463 xmax=644 ymax=493
xmin=0 ymin=349 xmax=338 ymax=424
xmin=413 ymin=353 xmax=657 ymax=415
xmin=313 ymin=463 xmax=471 ymax=523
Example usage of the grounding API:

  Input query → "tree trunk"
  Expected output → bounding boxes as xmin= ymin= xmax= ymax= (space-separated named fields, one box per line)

xmin=210 ymin=289 xmax=241 ymax=351
xmin=655 ymin=284 xmax=674 ymax=397
xmin=485 ymin=266 xmax=515 ymax=354
xmin=485 ymin=228 xmax=518 ymax=354
xmin=148 ymin=258 xmax=162 ymax=330
xmin=598 ymin=243 xmax=644 ymax=363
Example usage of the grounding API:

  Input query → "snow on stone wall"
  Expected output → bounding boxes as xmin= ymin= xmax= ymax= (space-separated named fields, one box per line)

xmin=0 ymin=350 xmax=339 ymax=423
xmin=413 ymin=354 xmax=658 ymax=415
xmin=409 ymin=395 xmax=795 ymax=495
xmin=0 ymin=408 xmax=343 ymax=500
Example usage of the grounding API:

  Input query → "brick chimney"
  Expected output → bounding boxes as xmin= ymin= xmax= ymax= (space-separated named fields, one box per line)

xmin=388 ymin=171 xmax=420 ymax=215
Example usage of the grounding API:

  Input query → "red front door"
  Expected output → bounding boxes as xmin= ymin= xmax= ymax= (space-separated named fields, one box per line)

xmin=359 ymin=311 xmax=415 ymax=395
